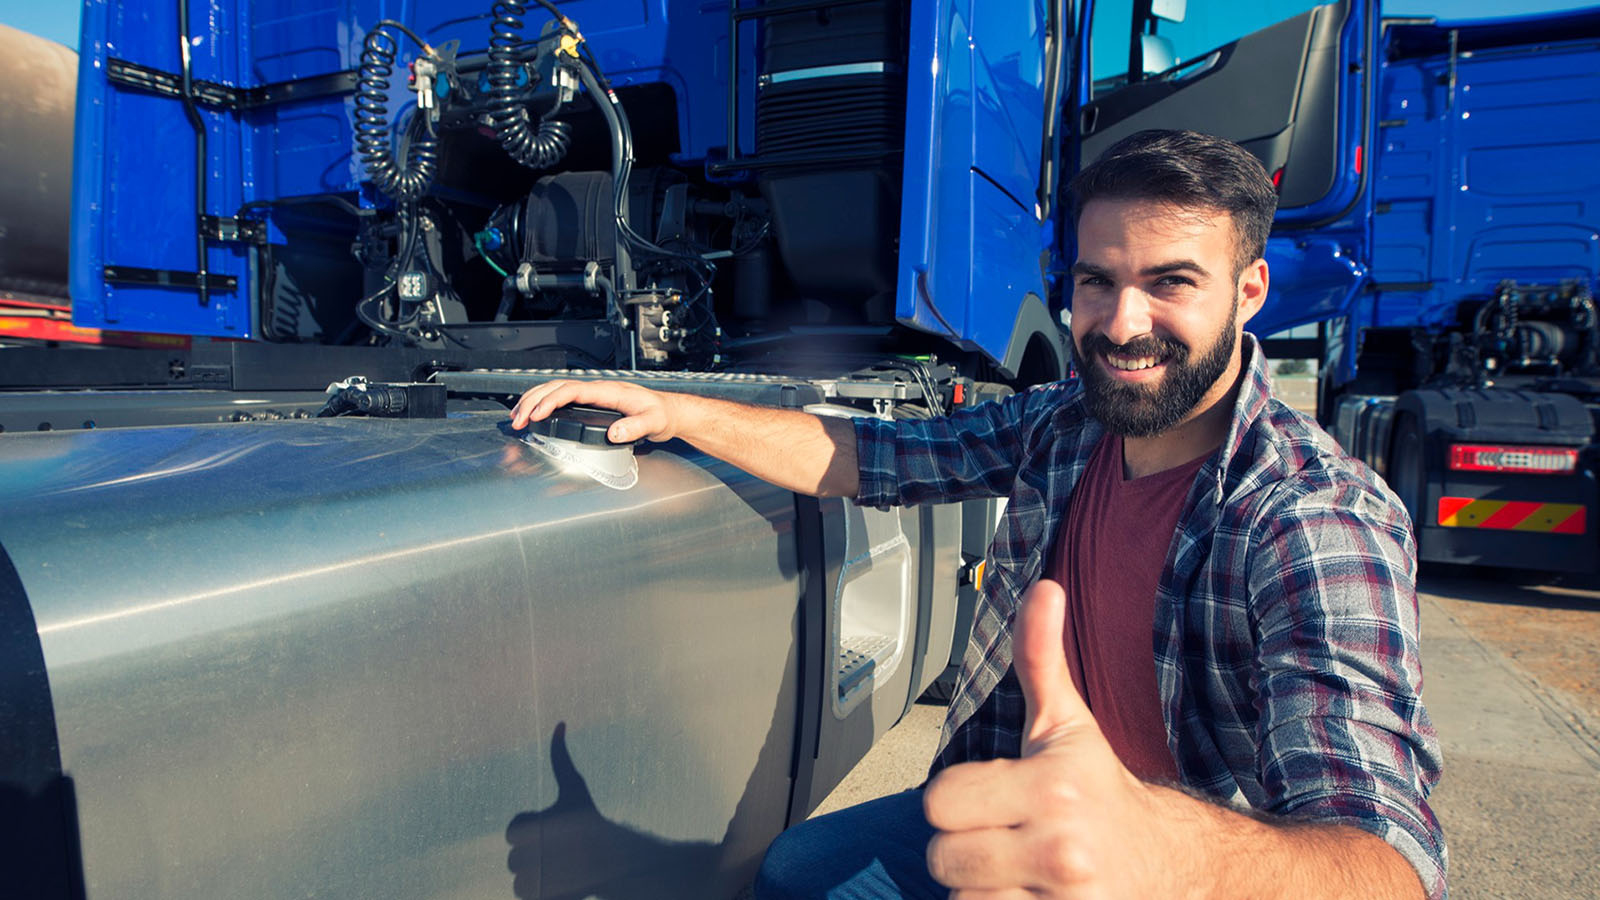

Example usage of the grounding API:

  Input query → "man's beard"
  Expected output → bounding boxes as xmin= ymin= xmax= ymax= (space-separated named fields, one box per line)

xmin=1071 ymin=301 xmax=1238 ymax=438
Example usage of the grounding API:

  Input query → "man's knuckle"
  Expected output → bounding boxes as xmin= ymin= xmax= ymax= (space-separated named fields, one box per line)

xmin=1036 ymin=776 xmax=1082 ymax=813
xmin=1037 ymin=835 xmax=1092 ymax=884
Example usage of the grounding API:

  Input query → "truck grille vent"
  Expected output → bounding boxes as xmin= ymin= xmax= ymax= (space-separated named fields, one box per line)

xmin=755 ymin=77 xmax=906 ymax=160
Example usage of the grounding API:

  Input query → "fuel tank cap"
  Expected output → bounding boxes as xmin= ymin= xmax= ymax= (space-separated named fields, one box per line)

xmin=522 ymin=405 xmax=633 ymax=446
xmin=507 ymin=406 xmax=639 ymax=490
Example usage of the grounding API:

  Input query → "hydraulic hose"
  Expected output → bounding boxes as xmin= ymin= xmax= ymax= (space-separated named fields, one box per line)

xmin=572 ymin=59 xmax=634 ymax=288
xmin=486 ymin=0 xmax=573 ymax=169
xmin=353 ymin=21 xmax=439 ymax=201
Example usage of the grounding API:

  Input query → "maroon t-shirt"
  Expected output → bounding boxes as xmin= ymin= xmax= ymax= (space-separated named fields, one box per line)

xmin=1051 ymin=432 xmax=1207 ymax=782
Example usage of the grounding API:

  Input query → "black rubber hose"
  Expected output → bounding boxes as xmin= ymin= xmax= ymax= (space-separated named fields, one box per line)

xmin=486 ymin=0 xmax=572 ymax=169
xmin=574 ymin=60 xmax=698 ymax=270
xmin=354 ymin=203 xmax=424 ymax=343
xmin=353 ymin=23 xmax=438 ymax=200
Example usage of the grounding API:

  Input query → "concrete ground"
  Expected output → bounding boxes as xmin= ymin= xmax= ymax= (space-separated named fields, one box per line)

xmin=1420 ymin=573 xmax=1600 ymax=899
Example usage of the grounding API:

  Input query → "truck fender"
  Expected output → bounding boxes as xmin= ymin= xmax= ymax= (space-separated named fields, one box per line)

xmin=999 ymin=292 xmax=1071 ymax=385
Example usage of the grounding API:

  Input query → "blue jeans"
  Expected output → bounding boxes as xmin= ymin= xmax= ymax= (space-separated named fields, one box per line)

xmin=753 ymin=789 xmax=944 ymax=899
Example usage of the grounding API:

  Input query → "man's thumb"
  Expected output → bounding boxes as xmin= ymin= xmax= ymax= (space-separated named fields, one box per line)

xmin=1016 ymin=578 xmax=1091 ymax=752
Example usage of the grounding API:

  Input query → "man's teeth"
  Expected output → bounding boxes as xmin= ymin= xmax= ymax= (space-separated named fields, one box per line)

xmin=1107 ymin=354 xmax=1163 ymax=371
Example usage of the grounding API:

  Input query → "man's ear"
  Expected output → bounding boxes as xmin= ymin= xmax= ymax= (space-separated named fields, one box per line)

xmin=1237 ymin=258 xmax=1269 ymax=326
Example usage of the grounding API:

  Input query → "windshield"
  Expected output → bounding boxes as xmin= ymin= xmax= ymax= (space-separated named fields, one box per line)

xmin=1091 ymin=0 xmax=1328 ymax=95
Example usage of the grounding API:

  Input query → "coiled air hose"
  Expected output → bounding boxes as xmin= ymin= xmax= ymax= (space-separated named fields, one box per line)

xmin=353 ymin=20 xmax=439 ymax=200
xmin=486 ymin=0 xmax=573 ymax=169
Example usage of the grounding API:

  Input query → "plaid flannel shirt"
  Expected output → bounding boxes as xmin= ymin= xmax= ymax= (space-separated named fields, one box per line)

xmin=852 ymin=335 xmax=1446 ymax=897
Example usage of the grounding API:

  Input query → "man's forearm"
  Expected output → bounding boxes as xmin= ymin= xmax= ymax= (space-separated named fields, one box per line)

xmin=669 ymin=393 xmax=859 ymax=498
xmin=511 ymin=380 xmax=862 ymax=498
xmin=1146 ymin=784 xmax=1426 ymax=900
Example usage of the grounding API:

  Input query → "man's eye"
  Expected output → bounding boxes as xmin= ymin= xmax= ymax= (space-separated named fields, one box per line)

xmin=1156 ymin=276 xmax=1194 ymax=287
xmin=1077 ymin=276 xmax=1110 ymax=287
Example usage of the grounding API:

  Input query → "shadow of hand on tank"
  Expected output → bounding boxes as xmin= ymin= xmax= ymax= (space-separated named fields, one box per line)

xmin=506 ymin=722 xmax=723 ymax=900
xmin=506 ymin=609 xmax=801 ymax=899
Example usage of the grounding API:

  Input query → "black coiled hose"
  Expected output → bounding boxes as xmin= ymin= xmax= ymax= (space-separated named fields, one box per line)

xmin=353 ymin=22 xmax=438 ymax=200
xmin=487 ymin=0 xmax=572 ymax=169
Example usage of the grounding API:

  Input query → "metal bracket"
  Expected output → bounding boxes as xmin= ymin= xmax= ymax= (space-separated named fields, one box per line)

xmin=107 ymin=58 xmax=358 ymax=111
xmin=201 ymin=215 xmax=269 ymax=245
xmin=247 ymin=70 xmax=361 ymax=109
xmin=107 ymin=58 xmax=239 ymax=106
xmin=103 ymin=266 xmax=238 ymax=291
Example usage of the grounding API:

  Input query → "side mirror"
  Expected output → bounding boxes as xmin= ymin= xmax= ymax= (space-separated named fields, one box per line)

xmin=1141 ymin=34 xmax=1177 ymax=76
xmin=1151 ymin=0 xmax=1186 ymax=23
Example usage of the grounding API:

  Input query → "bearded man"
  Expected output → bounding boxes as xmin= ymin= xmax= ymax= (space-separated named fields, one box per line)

xmin=510 ymin=130 xmax=1446 ymax=899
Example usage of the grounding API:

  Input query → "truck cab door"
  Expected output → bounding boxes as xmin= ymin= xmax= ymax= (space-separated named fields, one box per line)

xmin=1068 ymin=0 xmax=1375 ymax=339
xmin=894 ymin=0 xmax=1073 ymax=383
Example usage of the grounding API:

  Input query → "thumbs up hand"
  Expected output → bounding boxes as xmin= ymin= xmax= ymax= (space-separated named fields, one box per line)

xmin=922 ymin=579 xmax=1177 ymax=898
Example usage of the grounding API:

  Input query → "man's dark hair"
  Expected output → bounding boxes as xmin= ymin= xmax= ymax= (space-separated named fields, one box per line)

xmin=1068 ymin=130 xmax=1278 ymax=278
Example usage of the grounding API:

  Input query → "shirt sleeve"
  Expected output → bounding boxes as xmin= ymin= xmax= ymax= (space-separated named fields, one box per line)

xmin=1245 ymin=474 xmax=1448 ymax=899
xmin=852 ymin=381 xmax=1073 ymax=509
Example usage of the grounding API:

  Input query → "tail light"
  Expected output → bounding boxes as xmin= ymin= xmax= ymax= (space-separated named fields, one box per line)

xmin=1449 ymin=443 xmax=1578 ymax=475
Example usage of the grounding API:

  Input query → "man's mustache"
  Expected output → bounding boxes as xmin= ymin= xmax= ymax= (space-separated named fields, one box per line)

xmin=1078 ymin=333 xmax=1186 ymax=361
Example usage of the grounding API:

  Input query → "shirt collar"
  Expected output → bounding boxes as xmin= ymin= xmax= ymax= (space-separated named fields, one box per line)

xmin=1211 ymin=332 xmax=1274 ymax=501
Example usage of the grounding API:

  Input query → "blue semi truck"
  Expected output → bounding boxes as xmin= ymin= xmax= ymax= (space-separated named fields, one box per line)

xmin=1080 ymin=2 xmax=1600 ymax=574
xmin=7 ymin=4 xmax=1594 ymax=577
xmin=0 ymin=0 xmax=1593 ymax=896
xmin=1318 ymin=8 xmax=1600 ymax=574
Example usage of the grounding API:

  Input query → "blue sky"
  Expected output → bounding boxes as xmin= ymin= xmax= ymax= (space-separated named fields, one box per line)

xmin=2 ymin=4 xmax=82 ymax=48
xmin=3 ymin=0 xmax=1595 ymax=50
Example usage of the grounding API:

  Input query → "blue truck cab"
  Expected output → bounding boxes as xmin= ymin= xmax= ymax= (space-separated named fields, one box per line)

xmin=53 ymin=0 xmax=1593 ymax=575
xmin=1320 ymin=8 xmax=1600 ymax=573
xmin=66 ymin=0 xmax=1077 ymax=386
xmin=61 ymin=0 xmax=1379 ymax=391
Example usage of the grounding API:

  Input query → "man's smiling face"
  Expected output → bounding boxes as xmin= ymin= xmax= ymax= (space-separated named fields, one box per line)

xmin=1068 ymin=197 xmax=1263 ymax=438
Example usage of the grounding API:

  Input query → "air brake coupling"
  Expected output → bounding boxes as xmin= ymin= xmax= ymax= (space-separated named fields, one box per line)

xmin=411 ymin=56 xmax=439 ymax=113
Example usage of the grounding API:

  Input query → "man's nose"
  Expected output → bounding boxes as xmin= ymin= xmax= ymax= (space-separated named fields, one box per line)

xmin=1101 ymin=288 xmax=1154 ymax=346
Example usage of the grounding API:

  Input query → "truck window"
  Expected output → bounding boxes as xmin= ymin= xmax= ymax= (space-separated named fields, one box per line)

xmin=1091 ymin=0 xmax=1327 ymax=98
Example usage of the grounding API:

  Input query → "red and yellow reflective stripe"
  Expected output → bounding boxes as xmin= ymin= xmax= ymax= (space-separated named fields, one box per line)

xmin=1436 ymin=497 xmax=1586 ymax=534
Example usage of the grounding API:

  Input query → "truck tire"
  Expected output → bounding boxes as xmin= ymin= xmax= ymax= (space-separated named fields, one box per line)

xmin=1389 ymin=412 xmax=1426 ymax=530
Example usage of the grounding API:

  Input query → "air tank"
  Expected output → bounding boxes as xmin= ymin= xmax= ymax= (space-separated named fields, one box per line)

xmin=0 ymin=23 xmax=75 ymax=299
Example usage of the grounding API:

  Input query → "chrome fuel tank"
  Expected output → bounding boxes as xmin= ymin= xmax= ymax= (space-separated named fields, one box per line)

xmin=0 ymin=412 xmax=805 ymax=899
